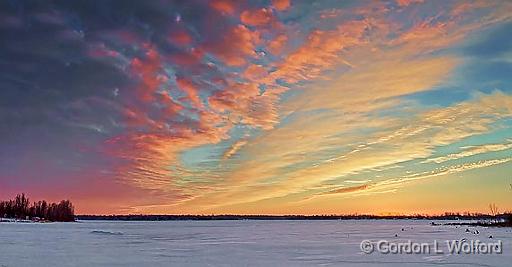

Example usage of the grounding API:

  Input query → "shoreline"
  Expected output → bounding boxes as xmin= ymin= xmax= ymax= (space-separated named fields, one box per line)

xmin=75 ymin=214 xmax=511 ymax=222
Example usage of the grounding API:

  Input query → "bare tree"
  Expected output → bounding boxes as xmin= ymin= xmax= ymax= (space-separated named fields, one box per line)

xmin=489 ymin=203 xmax=499 ymax=223
xmin=0 ymin=194 xmax=74 ymax=222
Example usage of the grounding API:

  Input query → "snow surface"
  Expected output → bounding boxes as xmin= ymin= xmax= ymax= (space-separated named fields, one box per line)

xmin=0 ymin=220 xmax=511 ymax=266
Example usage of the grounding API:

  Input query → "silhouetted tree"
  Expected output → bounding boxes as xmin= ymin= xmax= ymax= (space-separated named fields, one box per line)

xmin=489 ymin=203 xmax=498 ymax=222
xmin=0 ymin=194 xmax=74 ymax=222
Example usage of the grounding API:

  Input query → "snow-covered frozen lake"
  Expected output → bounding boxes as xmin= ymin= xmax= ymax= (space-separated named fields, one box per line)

xmin=0 ymin=220 xmax=510 ymax=266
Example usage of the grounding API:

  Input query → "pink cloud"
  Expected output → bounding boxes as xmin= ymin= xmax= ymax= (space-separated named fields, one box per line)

xmin=170 ymin=48 xmax=204 ymax=66
xmin=208 ymin=82 xmax=278 ymax=129
xmin=176 ymin=76 xmax=204 ymax=109
xmin=130 ymin=46 xmax=164 ymax=103
xmin=244 ymin=64 xmax=268 ymax=80
xmin=169 ymin=29 xmax=193 ymax=46
xmin=204 ymin=24 xmax=261 ymax=66
xmin=272 ymin=20 xmax=368 ymax=83
xmin=272 ymin=0 xmax=291 ymax=11
xmin=396 ymin=0 xmax=424 ymax=7
xmin=210 ymin=0 xmax=238 ymax=15
xmin=240 ymin=8 xmax=273 ymax=26
xmin=87 ymin=44 xmax=120 ymax=58
xmin=268 ymin=34 xmax=288 ymax=54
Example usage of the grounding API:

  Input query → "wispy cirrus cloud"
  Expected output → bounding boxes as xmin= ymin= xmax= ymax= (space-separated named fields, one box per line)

xmin=175 ymin=91 xmax=512 ymax=213
xmin=423 ymin=140 xmax=512 ymax=164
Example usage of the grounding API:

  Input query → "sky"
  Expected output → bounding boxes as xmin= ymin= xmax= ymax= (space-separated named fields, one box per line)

xmin=1 ymin=0 xmax=512 ymax=215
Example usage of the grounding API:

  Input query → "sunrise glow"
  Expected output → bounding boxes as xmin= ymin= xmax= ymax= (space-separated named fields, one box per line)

xmin=1 ymin=0 xmax=512 ymax=215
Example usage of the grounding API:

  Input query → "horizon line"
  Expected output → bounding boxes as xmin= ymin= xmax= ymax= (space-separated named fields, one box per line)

xmin=75 ymin=212 xmax=510 ymax=217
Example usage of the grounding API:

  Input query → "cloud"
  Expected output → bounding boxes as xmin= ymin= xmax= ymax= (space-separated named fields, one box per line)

xmin=270 ymin=20 xmax=369 ymax=83
xmin=173 ymin=89 xmax=512 ymax=212
xmin=298 ymin=156 xmax=511 ymax=212
xmin=168 ymin=29 xmax=193 ymax=47
xmin=210 ymin=0 xmax=238 ymax=15
xmin=243 ymin=64 xmax=268 ymax=80
xmin=208 ymin=81 xmax=279 ymax=129
xmin=366 ymin=157 xmax=512 ymax=194
xmin=223 ymin=139 xmax=248 ymax=159
xmin=129 ymin=47 xmax=166 ymax=104
xmin=272 ymin=0 xmax=291 ymax=11
xmin=395 ymin=0 xmax=424 ymax=7
xmin=267 ymin=34 xmax=288 ymax=54
xmin=391 ymin=0 xmax=512 ymax=52
xmin=2 ymin=0 xmax=512 ymax=214
xmin=423 ymin=140 xmax=512 ymax=164
xmin=320 ymin=184 xmax=370 ymax=195
xmin=149 ymin=1 xmax=512 ymax=213
xmin=176 ymin=76 xmax=204 ymax=109
xmin=240 ymin=8 xmax=274 ymax=26
xmin=203 ymin=24 xmax=261 ymax=66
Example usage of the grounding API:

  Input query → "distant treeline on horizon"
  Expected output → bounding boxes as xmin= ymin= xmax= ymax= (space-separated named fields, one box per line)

xmin=76 ymin=213 xmax=511 ymax=221
xmin=0 ymin=193 xmax=75 ymax=222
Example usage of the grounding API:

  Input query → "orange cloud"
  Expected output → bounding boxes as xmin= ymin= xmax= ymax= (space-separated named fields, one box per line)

xmin=169 ymin=1 xmax=512 ymax=209
xmin=243 ymin=64 xmax=268 ymax=80
xmin=103 ymin=45 xmax=232 ymax=201
xmin=396 ymin=19 xmax=449 ymax=46
xmin=208 ymin=82 xmax=278 ymax=129
xmin=392 ymin=1 xmax=512 ymax=51
xmin=322 ymin=184 xmax=370 ymax=195
xmin=272 ymin=20 xmax=368 ymax=83
xmin=268 ymin=34 xmax=287 ymax=54
xmin=451 ymin=1 xmax=494 ymax=17
xmin=223 ymin=139 xmax=248 ymax=159
xmin=176 ymin=77 xmax=204 ymax=109
xmin=396 ymin=0 xmax=424 ymax=7
xmin=210 ymin=0 xmax=237 ymax=15
xmin=272 ymin=0 xmax=291 ymax=11
xmin=101 ymin=0 xmax=512 ymax=214
xmin=240 ymin=8 xmax=273 ymax=26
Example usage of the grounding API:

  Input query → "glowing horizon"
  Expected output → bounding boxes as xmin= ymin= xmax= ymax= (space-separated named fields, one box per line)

xmin=1 ymin=0 xmax=511 ymax=215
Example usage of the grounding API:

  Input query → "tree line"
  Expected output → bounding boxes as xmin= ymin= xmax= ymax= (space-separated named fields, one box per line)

xmin=0 ymin=193 xmax=75 ymax=222
xmin=76 ymin=213 xmax=512 ymax=221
